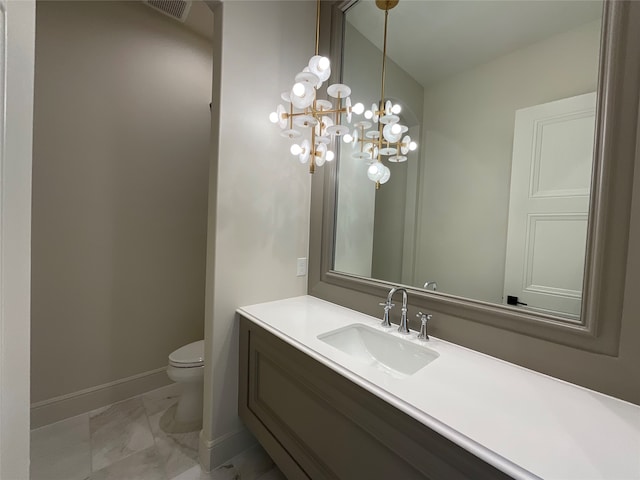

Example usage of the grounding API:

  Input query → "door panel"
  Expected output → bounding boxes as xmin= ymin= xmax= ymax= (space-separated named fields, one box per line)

xmin=504 ymin=92 xmax=596 ymax=319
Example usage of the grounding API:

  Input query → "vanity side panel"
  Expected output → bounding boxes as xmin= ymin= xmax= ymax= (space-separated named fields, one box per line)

xmin=239 ymin=316 xmax=513 ymax=480
xmin=238 ymin=318 xmax=311 ymax=480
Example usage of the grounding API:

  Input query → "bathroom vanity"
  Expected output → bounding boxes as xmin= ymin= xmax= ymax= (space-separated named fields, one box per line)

xmin=237 ymin=296 xmax=640 ymax=480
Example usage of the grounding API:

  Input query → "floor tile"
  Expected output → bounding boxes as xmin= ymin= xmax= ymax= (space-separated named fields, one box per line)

xmin=148 ymin=409 xmax=199 ymax=478
xmin=208 ymin=464 xmax=241 ymax=480
xmin=89 ymin=397 xmax=155 ymax=471
xmin=30 ymin=413 xmax=91 ymax=480
xmin=222 ymin=443 xmax=274 ymax=480
xmin=31 ymin=385 xmax=281 ymax=480
xmin=141 ymin=383 xmax=181 ymax=417
xmin=90 ymin=446 xmax=167 ymax=480
xmin=255 ymin=468 xmax=286 ymax=480
xmin=168 ymin=444 xmax=277 ymax=480
xmin=168 ymin=464 xmax=211 ymax=480
xmin=169 ymin=463 xmax=239 ymax=480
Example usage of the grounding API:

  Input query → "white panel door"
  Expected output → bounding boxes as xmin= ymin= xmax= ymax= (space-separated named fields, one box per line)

xmin=503 ymin=92 xmax=596 ymax=319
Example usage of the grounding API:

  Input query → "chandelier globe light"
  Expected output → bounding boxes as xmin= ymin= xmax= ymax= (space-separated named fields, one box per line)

xmin=342 ymin=0 xmax=418 ymax=189
xmin=269 ymin=0 xmax=364 ymax=174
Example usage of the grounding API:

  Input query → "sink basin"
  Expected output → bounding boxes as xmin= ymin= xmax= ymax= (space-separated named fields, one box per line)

xmin=318 ymin=324 xmax=439 ymax=378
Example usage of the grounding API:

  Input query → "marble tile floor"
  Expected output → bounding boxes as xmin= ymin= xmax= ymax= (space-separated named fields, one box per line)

xmin=30 ymin=383 xmax=285 ymax=480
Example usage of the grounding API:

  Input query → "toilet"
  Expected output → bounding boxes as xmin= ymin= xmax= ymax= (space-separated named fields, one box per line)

xmin=165 ymin=340 xmax=205 ymax=432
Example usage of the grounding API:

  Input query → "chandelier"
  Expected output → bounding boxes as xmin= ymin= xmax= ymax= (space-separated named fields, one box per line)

xmin=342 ymin=0 xmax=418 ymax=189
xmin=269 ymin=0 xmax=364 ymax=174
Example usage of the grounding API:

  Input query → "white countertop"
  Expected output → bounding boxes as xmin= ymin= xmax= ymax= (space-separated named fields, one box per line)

xmin=238 ymin=295 xmax=640 ymax=480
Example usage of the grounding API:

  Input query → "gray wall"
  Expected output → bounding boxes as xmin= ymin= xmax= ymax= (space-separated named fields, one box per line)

xmin=31 ymin=1 xmax=211 ymax=408
xmin=200 ymin=1 xmax=312 ymax=468
xmin=416 ymin=20 xmax=601 ymax=302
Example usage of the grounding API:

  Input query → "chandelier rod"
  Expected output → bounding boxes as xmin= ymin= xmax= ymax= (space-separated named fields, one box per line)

xmin=380 ymin=7 xmax=389 ymax=110
xmin=315 ymin=0 xmax=321 ymax=56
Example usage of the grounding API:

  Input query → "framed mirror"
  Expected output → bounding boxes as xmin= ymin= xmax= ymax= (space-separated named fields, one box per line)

xmin=310 ymin=0 xmax=639 ymax=356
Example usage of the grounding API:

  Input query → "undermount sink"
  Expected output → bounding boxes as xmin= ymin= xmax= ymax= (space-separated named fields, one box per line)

xmin=318 ymin=323 xmax=439 ymax=378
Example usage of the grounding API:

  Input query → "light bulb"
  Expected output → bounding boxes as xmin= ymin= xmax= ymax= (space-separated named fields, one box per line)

xmin=352 ymin=102 xmax=365 ymax=115
xmin=343 ymin=134 xmax=353 ymax=144
xmin=318 ymin=56 xmax=330 ymax=71
xmin=290 ymin=144 xmax=302 ymax=156
xmin=364 ymin=110 xmax=373 ymax=120
xmin=391 ymin=104 xmax=402 ymax=114
xmin=367 ymin=162 xmax=384 ymax=182
xmin=326 ymin=151 xmax=335 ymax=162
xmin=409 ymin=141 xmax=418 ymax=151
xmin=383 ymin=123 xmax=402 ymax=143
xmin=308 ymin=56 xmax=331 ymax=82
xmin=292 ymin=82 xmax=305 ymax=97
xmin=269 ymin=112 xmax=279 ymax=124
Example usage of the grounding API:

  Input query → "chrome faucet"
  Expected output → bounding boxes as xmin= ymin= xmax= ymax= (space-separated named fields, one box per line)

xmin=423 ymin=281 xmax=438 ymax=291
xmin=380 ymin=287 xmax=410 ymax=334
xmin=416 ymin=312 xmax=432 ymax=340
xmin=380 ymin=287 xmax=409 ymax=334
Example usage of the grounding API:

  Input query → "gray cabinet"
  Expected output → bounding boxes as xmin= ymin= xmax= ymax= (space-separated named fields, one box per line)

xmin=238 ymin=316 xmax=513 ymax=480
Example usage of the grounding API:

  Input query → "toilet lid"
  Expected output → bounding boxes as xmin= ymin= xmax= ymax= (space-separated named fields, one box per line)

xmin=169 ymin=340 xmax=204 ymax=367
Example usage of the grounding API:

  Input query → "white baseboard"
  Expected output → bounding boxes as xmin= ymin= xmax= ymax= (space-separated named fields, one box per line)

xmin=31 ymin=367 xmax=172 ymax=428
xmin=198 ymin=427 xmax=257 ymax=472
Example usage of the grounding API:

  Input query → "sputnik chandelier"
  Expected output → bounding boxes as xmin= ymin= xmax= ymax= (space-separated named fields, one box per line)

xmin=269 ymin=0 xmax=364 ymax=174
xmin=342 ymin=0 xmax=418 ymax=189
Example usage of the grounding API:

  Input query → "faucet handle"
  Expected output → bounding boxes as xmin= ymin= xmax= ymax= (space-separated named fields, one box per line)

xmin=416 ymin=312 xmax=432 ymax=340
xmin=379 ymin=301 xmax=395 ymax=328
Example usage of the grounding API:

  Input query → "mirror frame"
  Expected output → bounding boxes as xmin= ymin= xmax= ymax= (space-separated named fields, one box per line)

xmin=309 ymin=0 xmax=639 ymax=356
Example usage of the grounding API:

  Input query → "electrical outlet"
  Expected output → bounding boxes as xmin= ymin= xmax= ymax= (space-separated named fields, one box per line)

xmin=296 ymin=257 xmax=307 ymax=277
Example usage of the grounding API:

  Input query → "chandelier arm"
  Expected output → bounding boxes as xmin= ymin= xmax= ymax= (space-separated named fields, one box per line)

xmin=289 ymin=103 xmax=294 ymax=130
xmin=358 ymin=125 xmax=366 ymax=153
xmin=310 ymin=123 xmax=317 ymax=174
xmin=288 ymin=111 xmax=316 ymax=118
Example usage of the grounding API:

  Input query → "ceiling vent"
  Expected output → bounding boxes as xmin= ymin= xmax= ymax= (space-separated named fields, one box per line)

xmin=143 ymin=0 xmax=192 ymax=23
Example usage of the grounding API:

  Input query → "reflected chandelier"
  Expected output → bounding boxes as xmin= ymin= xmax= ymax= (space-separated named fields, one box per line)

xmin=342 ymin=0 xmax=418 ymax=189
xmin=269 ymin=0 xmax=364 ymax=173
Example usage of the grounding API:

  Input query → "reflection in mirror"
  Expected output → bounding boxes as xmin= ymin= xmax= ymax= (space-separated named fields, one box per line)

xmin=333 ymin=0 xmax=603 ymax=321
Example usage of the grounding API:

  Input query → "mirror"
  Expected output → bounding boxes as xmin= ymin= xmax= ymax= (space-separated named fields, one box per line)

xmin=333 ymin=0 xmax=604 ymax=321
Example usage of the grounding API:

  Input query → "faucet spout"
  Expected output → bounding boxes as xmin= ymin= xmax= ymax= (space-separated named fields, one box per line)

xmin=381 ymin=287 xmax=410 ymax=334
xmin=423 ymin=281 xmax=438 ymax=291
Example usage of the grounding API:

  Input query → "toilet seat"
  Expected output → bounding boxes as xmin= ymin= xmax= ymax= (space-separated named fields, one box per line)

xmin=169 ymin=340 xmax=204 ymax=368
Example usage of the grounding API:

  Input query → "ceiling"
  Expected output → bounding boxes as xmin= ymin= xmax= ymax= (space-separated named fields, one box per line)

xmin=346 ymin=0 xmax=603 ymax=87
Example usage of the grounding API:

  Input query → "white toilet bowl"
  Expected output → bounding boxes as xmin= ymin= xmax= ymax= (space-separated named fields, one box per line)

xmin=166 ymin=340 xmax=204 ymax=431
